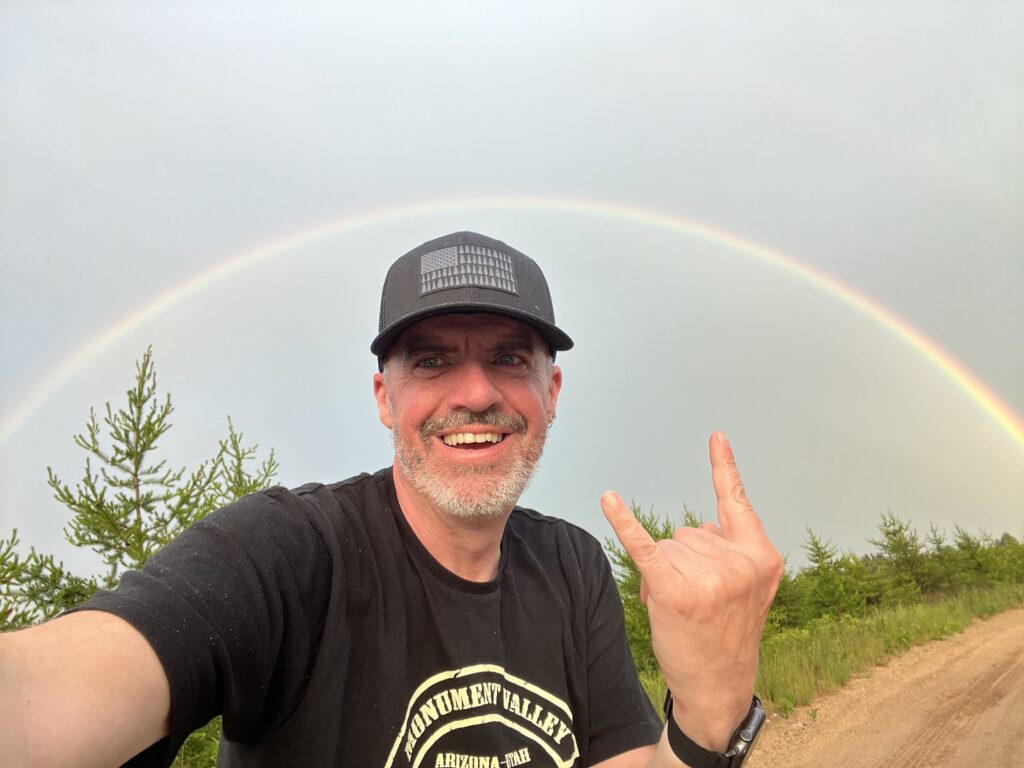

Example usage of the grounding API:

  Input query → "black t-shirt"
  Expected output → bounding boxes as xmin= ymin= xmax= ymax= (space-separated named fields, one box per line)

xmin=78 ymin=468 xmax=661 ymax=767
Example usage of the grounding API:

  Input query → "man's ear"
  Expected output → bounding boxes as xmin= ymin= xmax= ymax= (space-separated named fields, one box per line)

xmin=547 ymin=364 xmax=562 ymax=423
xmin=373 ymin=372 xmax=393 ymax=428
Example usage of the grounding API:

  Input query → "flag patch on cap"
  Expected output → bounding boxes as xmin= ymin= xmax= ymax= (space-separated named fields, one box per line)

xmin=420 ymin=245 xmax=518 ymax=296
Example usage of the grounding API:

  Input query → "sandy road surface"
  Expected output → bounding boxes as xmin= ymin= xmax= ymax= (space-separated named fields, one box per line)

xmin=748 ymin=608 xmax=1024 ymax=768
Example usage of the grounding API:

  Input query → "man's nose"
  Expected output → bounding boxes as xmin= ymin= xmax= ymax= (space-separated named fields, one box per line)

xmin=448 ymin=361 xmax=501 ymax=413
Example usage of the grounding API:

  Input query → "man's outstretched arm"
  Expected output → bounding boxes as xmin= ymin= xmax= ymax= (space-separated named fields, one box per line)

xmin=597 ymin=432 xmax=784 ymax=768
xmin=0 ymin=610 xmax=170 ymax=768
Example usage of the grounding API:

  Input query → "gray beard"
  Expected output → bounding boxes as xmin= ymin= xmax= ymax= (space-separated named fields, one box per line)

xmin=390 ymin=407 xmax=546 ymax=519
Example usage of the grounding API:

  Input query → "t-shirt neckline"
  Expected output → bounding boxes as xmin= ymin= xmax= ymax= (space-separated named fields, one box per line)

xmin=379 ymin=467 xmax=510 ymax=595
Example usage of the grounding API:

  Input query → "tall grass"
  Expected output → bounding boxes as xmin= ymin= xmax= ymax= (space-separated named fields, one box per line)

xmin=756 ymin=584 xmax=1024 ymax=715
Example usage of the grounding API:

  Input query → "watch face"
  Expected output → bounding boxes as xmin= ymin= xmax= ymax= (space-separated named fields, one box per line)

xmin=728 ymin=699 xmax=766 ymax=767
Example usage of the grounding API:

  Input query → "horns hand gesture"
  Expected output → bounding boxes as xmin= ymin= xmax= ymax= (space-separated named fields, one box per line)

xmin=601 ymin=432 xmax=784 ymax=753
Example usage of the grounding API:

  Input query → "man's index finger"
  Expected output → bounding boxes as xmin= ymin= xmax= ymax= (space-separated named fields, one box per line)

xmin=600 ymin=491 xmax=675 ymax=585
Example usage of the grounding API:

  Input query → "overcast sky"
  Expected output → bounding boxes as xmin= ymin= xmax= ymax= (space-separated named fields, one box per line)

xmin=1 ymin=1 xmax=1021 ymax=577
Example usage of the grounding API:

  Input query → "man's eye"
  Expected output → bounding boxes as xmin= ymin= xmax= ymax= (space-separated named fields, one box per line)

xmin=416 ymin=356 xmax=443 ymax=368
xmin=495 ymin=353 xmax=524 ymax=366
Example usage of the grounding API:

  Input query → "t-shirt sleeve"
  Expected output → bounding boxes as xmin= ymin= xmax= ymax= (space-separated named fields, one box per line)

xmin=70 ymin=487 xmax=336 ymax=767
xmin=581 ymin=536 xmax=663 ymax=765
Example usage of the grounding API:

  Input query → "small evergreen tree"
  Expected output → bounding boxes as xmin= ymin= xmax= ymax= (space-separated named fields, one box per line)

xmin=870 ymin=512 xmax=926 ymax=604
xmin=953 ymin=525 xmax=989 ymax=587
xmin=798 ymin=529 xmax=844 ymax=619
xmin=0 ymin=347 xmax=278 ymax=767
xmin=990 ymin=533 xmax=1024 ymax=584
xmin=923 ymin=524 xmax=958 ymax=595
xmin=763 ymin=560 xmax=799 ymax=635
xmin=793 ymin=529 xmax=882 ymax=621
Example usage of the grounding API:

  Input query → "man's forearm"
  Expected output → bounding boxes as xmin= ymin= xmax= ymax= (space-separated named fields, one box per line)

xmin=0 ymin=611 xmax=171 ymax=768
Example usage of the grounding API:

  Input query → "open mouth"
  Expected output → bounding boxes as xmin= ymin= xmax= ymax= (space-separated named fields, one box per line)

xmin=440 ymin=432 xmax=506 ymax=449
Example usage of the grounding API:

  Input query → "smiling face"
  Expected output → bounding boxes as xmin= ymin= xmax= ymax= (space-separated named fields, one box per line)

xmin=373 ymin=313 xmax=562 ymax=520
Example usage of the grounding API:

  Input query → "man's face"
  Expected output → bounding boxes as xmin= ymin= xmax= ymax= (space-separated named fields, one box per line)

xmin=373 ymin=313 xmax=562 ymax=520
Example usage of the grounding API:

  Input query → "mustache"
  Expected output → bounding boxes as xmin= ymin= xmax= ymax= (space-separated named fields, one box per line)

xmin=419 ymin=409 xmax=528 ymax=441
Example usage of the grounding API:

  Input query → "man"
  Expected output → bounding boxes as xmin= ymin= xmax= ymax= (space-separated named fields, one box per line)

xmin=1 ymin=231 xmax=783 ymax=768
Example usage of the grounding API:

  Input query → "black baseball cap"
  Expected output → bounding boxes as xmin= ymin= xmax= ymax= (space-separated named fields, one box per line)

xmin=371 ymin=231 xmax=574 ymax=363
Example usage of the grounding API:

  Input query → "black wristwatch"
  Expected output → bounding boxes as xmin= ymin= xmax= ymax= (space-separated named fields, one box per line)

xmin=662 ymin=692 xmax=766 ymax=768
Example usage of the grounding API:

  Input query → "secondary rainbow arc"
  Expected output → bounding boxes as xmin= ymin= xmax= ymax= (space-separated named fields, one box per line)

xmin=2 ymin=195 xmax=1021 ymax=449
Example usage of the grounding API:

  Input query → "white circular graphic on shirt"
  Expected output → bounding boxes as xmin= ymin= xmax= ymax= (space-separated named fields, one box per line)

xmin=384 ymin=664 xmax=579 ymax=768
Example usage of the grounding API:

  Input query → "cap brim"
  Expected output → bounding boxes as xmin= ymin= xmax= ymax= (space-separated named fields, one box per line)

xmin=370 ymin=303 xmax=574 ymax=358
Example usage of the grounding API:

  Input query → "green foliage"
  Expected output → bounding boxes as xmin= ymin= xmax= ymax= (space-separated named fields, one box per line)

xmin=45 ymin=349 xmax=278 ymax=591
xmin=988 ymin=533 xmax=1024 ymax=583
xmin=761 ymin=513 xmax=1024 ymax=640
xmin=605 ymin=502 xmax=1024 ymax=717
xmin=870 ymin=511 xmax=927 ymax=602
xmin=923 ymin=524 xmax=959 ymax=594
xmin=0 ymin=531 xmax=98 ymax=629
xmin=172 ymin=718 xmax=223 ymax=768
xmin=0 ymin=347 xmax=277 ymax=767
xmin=776 ymin=694 xmax=796 ymax=719
xmin=800 ymin=530 xmax=872 ymax=619
xmin=763 ymin=530 xmax=884 ymax=631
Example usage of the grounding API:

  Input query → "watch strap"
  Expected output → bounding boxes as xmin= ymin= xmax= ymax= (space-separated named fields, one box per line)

xmin=663 ymin=693 xmax=732 ymax=768
xmin=663 ymin=692 xmax=763 ymax=768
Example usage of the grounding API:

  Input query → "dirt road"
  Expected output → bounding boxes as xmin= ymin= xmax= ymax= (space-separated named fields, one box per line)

xmin=749 ymin=607 xmax=1024 ymax=768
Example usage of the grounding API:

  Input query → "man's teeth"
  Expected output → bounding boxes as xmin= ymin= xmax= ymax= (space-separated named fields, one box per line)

xmin=441 ymin=432 xmax=505 ymax=446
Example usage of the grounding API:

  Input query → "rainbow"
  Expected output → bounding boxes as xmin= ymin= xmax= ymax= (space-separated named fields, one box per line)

xmin=2 ymin=195 xmax=1022 ymax=448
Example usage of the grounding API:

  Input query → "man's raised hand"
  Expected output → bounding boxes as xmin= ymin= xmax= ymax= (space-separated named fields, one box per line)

xmin=601 ymin=432 xmax=783 ymax=753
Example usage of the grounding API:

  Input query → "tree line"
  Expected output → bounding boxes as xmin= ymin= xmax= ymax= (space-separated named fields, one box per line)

xmin=605 ymin=502 xmax=1024 ymax=704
